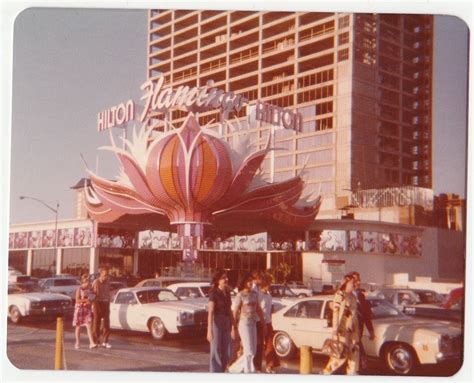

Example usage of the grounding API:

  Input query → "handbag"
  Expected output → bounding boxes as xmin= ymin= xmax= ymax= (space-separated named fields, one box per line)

xmin=321 ymin=337 xmax=348 ymax=359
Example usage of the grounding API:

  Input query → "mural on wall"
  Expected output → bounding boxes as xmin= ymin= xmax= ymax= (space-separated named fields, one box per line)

xmin=42 ymin=230 xmax=56 ymax=248
xmin=97 ymin=229 xmax=135 ymax=248
xmin=9 ymin=233 xmax=15 ymax=249
xmin=139 ymin=230 xmax=171 ymax=249
xmin=381 ymin=233 xmax=400 ymax=254
xmin=319 ymin=230 xmax=347 ymax=252
xmin=58 ymin=228 xmax=75 ymax=247
xmin=28 ymin=230 xmax=42 ymax=248
xmin=400 ymin=235 xmax=422 ymax=257
xmin=234 ymin=233 xmax=268 ymax=251
xmin=74 ymin=227 xmax=92 ymax=247
xmin=348 ymin=230 xmax=363 ymax=252
xmin=14 ymin=232 xmax=28 ymax=249
xmin=363 ymin=231 xmax=378 ymax=253
xmin=9 ymin=227 xmax=93 ymax=249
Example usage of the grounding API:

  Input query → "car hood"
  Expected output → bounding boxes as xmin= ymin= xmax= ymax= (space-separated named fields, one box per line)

xmin=374 ymin=316 xmax=461 ymax=335
xmin=145 ymin=300 xmax=207 ymax=312
xmin=10 ymin=292 xmax=71 ymax=302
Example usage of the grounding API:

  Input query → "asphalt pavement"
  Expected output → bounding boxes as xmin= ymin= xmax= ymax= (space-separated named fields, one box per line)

xmin=6 ymin=319 xmax=462 ymax=376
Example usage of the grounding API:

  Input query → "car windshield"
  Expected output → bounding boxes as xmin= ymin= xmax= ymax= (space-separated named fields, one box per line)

xmin=136 ymin=289 xmax=180 ymax=304
xmin=415 ymin=291 xmax=441 ymax=304
xmin=55 ymin=279 xmax=80 ymax=286
xmin=368 ymin=299 xmax=406 ymax=319
xmin=9 ymin=283 xmax=42 ymax=294
xmin=200 ymin=286 xmax=211 ymax=297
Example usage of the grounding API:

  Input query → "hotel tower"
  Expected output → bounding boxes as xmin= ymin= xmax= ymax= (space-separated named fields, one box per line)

xmin=146 ymin=10 xmax=433 ymax=219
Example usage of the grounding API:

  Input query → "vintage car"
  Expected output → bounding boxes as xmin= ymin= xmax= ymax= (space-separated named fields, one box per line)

xmin=167 ymin=282 xmax=212 ymax=300
xmin=8 ymin=281 xmax=73 ymax=323
xmin=39 ymin=276 xmax=80 ymax=301
xmin=373 ymin=288 xmax=444 ymax=310
xmin=135 ymin=277 xmax=210 ymax=289
xmin=109 ymin=287 xmax=208 ymax=340
xmin=371 ymin=288 xmax=462 ymax=322
xmin=271 ymin=295 xmax=462 ymax=375
xmin=286 ymin=281 xmax=314 ymax=297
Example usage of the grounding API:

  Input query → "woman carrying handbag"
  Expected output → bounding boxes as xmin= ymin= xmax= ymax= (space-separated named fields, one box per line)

xmin=322 ymin=274 xmax=360 ymax=375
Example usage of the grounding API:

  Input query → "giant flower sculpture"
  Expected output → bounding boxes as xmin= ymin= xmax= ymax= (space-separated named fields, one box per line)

xmin=84 ymin=113 xmax=321 ymax=237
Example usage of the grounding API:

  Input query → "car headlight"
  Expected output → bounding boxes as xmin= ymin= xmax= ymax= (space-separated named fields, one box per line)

xmin=178 ymin=311 xmax=193 ymax=324
xmin=30 ymin=302 xmax=41 ymax=309
xmin=439 ymin=335 xmax=452 ymax=354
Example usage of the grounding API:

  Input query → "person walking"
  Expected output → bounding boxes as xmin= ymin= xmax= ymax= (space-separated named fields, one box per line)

xmin=251 ymin=271 xmax=265 ymax=372
xmin=349 ymin=271 xmax=375 ymax=372
xmin=207 ymin=269 xmax=234 ymax=372
xmin=232 ymin=272 xmax=266 ymax=373
xmin=91 ymin=266 xmax=112 ymax=348
xmin=323 ymin=274 xmax=360 ymax=375
xmin=72 ymin=274 xmax=97 ymax=349
xmin=260 ymin=275 xmax=280 ymax=373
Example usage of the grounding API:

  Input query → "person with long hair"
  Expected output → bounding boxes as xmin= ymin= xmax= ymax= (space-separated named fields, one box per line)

xmin=72 ymin=273 xmax=97 ymax=349
xmin=349 ymin=271 xmax=375 ymax=373
xmin=207 ymin=269 xmax=234 ymax=372
xmin=232 ymin=272 xmax=266 ymax=373
xmin=323 ymin=274 xmax=360 ymax=375
xmin=259 ymin=274 xmax=280 ymax=373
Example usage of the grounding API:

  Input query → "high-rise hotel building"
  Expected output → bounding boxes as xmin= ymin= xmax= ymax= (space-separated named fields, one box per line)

xmin=146 ymin=10 xmax=433 ymax=219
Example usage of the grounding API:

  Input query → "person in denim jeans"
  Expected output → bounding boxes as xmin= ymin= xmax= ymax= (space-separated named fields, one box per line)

xmin=207 ymin=269 xmax=234 ymax=372
xmin=232 ymin=272 xmax=266 ymax=373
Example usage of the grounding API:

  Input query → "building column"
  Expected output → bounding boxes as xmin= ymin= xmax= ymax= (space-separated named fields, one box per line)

xmin=133 ymin=249 xmax=139 ymax=276
xmin=56 ymin=248 xmax=62 ymax=275
xmin=26 ymin=249 xmax=33 ymax=276
xmin=90 ymin=247 xmax=99 ymax=274
xmin=266 ymin=252 xmax=272 ymax=270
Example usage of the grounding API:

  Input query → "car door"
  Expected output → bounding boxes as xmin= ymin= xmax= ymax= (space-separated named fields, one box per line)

xmin=110 ymin=292 xmax=142 ymax=331
xmin=283 ymin=299 xmax=327 ymax=349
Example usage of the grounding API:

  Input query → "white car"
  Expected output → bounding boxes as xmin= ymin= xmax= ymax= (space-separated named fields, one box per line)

xmin=8 ymin=281 xmax=73 ymax=323
xmin=286 ymin=281 xmax=314 ymax=297
xmin=167 ymin=282 xmax=212 ymax=299
xmin=271 ymin=295 xmax=462 ymax=375
xmin=109 ymin=287 xmax=208 ymax=340
xmin=39 ymin=277 xmax=81 ymax=301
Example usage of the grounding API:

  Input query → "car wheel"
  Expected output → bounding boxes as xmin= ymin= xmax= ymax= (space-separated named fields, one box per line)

xmin=298 ymin=293 xmax=308 ymax=298
xmin=9 ymin=306 xmax=22 ymax=324
xmin=149 ymin=317 xmax=168 ymax=340
xmin=383 ymin=343 xmax=418 ymax=375
xmin=273 ymin=331 xmax=296 ymax=359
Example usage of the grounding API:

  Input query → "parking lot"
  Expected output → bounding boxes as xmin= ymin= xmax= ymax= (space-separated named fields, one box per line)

xmin=6 ymin=317 xmax=462 ymax=376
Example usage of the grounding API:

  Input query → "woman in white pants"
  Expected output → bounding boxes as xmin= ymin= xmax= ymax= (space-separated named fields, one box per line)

xmin=232 ymin=272 xmax=266 ymax=373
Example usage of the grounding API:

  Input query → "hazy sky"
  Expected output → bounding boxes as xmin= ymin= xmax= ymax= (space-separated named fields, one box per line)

xmin=8 ymin=8 xmax=469 ymax=224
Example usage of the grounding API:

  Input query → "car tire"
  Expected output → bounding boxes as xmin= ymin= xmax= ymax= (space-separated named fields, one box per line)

xmin=149 ymin=317 xmax=168 ymax=340
xmin=9 ymin=306 xmax=22 ymax=324
xmin=383 ymin=342 xmax=418 ymax=375
xmin=273 ymin=331 xmax=296 ymax=359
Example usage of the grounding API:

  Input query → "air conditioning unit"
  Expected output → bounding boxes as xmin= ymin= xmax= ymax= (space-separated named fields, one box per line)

xmin=412 ymin=57 xmax=420 ymax=64
xmin=412 ymin=116 xmax=420 ymax=124
xmin=412 ymin=87 xmax=419 ymax=95
xmin=413 ymin=42 xmax=421 ymax=49
xmin=412 ymin=131 xmax=420 ymax=140
xmin=412 ymin=146 xmax=419 ymax=155
xmin=413 ymin=26 xmax=422 ymax=33
xmin=412 ymin=161 xmax=419 ymax=170
xmin=413 ymin=72 xmax=420 ymax=79
xmin=412 ymin=101 xmax=419 ymax=110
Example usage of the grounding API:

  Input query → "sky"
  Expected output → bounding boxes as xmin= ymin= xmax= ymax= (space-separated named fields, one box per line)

xmin=7 ymin=8 xmax=469 ymax=224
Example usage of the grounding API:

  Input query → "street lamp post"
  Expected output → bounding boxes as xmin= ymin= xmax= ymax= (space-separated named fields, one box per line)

xmin=19 ymin=196 xmax=60 ymax=274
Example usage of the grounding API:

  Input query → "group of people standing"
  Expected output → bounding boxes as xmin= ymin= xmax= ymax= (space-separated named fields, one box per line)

xmin=207 ymin=270 xmax=280 ymax=373
xmin=207 ymin=269 xmax=374 ymax=375
xmin=72 ymin=267 xmax=112 ymax=349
